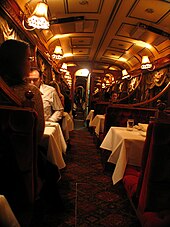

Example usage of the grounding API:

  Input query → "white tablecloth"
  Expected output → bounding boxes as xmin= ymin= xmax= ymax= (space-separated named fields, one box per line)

xmin=90 ymin=114 xmax=105 ymax=136
xmin=41 ymin=122 xmax=67 ymax=169
xmin=86 ymin=110 xmax=94 ymax=126
xmin=62 ymin=112 xmax=74 ymax=141
xmin=100 ymin=127 xmax=146 ymax=184
xmin=0 ymin=195 xmax=20 ymax=227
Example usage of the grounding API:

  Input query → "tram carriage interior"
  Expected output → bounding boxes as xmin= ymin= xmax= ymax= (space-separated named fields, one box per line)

xmin=0 ymin=0 xmax=170 ymax=226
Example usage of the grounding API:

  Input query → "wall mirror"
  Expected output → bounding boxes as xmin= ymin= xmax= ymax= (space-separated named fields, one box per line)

xmin=91 ymin=65 xmax=170 ymax=108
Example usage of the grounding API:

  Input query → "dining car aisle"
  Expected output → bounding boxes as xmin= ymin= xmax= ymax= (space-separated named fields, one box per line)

xmin=27 ymin=118 xmax=141 ymax=227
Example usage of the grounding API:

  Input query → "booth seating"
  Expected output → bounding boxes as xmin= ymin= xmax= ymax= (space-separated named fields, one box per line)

xmin=0 ymin=105 xmax=40 ymax=211
xmin=95 ymin=104 xmax=156 ymax=146
xmin=0 ymin=82 xmax=42 ymax=212
xmin=104 ymin=105 xmax=156 ymax=133
xmin=93 ymin=101 xmax=109 ymax=118
xmin=123 ymin=119 xmax=170 ymax=227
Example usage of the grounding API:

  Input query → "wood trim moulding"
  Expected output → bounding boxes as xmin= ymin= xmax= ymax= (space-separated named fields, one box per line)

xmin=131 ymin=82 xmax=170 ymax=108
xmin=0 ymin=0 xmax=49 ymax=64
xmin=0 ymin=0 xmax=35 ymax=43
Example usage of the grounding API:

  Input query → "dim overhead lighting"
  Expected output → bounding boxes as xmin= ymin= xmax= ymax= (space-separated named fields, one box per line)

xmin=122 ymin=69 xmax=131 ymax=79
xmin=52 ymin=46 xmax=63 ymax=60
xmin=60 ymin=63 xmax=68 ymax=72
xmin=28 ymin=1 xmax=49 ymax=29
xmin=141 ymin=56 xmax=155 ymax=70
xmin=23 ymin=1 xmax=49 ymax=30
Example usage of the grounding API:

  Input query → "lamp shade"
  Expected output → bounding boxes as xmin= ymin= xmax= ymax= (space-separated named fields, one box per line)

xmin=141 ymin=56 xmax=152 ymax=69
xmin=54 ymin=46 xmax=62 ymax=55
xmin=142 ymin=56 xmax=149 ymax=64
xmin=60 ymin=63 xmax=68 ymax=72
xmin=52 ymin=46 xmax=63 ymax=60
xmin=28 ymin=2 xmax=49 ymax=29
xmin=122 ymin=69 xmax=128 ymax=76
xmin=122 ymin=69 xmax=131 ymax=79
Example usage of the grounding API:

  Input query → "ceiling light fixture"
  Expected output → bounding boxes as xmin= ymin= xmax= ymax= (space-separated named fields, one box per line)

xmin=27 ymin=1 xmax=49 ymax=29
xmin=51 ymin=46 xmax=63 ymax=60
xmin=23 ymin=0 xmax=49 ymax=30
xmin=122 ymin=69 xmax=131 ymax=79
xmin=60 ymin=63 xmax=68 ymax=73
xmin=141 ymin=56 xmax=154 ymax=70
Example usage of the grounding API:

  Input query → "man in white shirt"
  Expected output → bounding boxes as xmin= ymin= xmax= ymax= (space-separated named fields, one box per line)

xmin=28 ymin=68 xmax=64 ymax=122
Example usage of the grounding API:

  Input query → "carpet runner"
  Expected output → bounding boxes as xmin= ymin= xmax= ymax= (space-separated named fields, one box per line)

xmin=19 ymin=120 xmax=141 ymax=227
xmin=56 ymin=128 xmax=140 ymax=227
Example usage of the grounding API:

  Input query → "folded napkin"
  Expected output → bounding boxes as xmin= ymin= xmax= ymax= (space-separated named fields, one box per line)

xmin=138 ymin=123 xmax=148 ymax=132
xmin=45 ymin=121 xmax=58 ymax=127
xmin=139 ymin=131 xmax=147 ymax=137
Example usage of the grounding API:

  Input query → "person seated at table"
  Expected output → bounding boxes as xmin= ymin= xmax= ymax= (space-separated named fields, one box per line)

xmin=0 ymin=41 xmax=62 ymax=207
xmin=0 ymin=39 xmax=45 ymax=142
xmin=28 ymin=67 xmax=64 ymax=123
xmin=49 ymin=80 xmax=65 ymax=107
xmin=111 ymin=92 xmax=118 ymax=103
xmin=63 ymin=89 xmax=72 ymax=114
xmin=49 ymin=81 xmax=72 ymax=115
xmin=49 ymin=80 xmax=73 ymax=143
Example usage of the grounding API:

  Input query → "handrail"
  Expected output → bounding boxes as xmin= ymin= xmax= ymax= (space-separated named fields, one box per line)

xmin=131 ymin=82 xmax=170 ymax=107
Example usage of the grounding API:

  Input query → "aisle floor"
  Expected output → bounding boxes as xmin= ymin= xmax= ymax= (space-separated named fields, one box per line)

xmin=18 ymin=118 xmax=141 ymax=227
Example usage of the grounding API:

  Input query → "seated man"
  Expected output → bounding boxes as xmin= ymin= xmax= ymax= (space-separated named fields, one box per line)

xmin=28 ymin=68 xmax=64 ymax=122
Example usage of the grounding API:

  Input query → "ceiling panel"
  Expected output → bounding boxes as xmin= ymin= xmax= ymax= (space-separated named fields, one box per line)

xmin=7 ymin=0 xmax=170 ymax=71
xmin=129 ymin=0 xmax=169 ymax=23
xmin=109 ymin=39 xmax=133 ymax=51
xmin=72 ymin=47 xmax=90 ymax=55
xmin=71 ymin=37 xmax=93 ymax=46
xmin=104 ymin=50 xmax=124 ymax=59
xmin=48 ymin=0 xmax=65 ymax=17
xmin=67 ymin=0 xmax=103 ymax=13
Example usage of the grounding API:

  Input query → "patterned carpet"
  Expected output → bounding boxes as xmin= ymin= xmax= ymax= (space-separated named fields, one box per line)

xmin=18 ymin=119 xmax=141 ymax=227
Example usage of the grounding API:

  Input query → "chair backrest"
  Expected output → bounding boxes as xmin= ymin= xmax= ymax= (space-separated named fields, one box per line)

xmin=138 ymin=121 xmax=170 ymax=214
xmin=0 ymin=105 xmax=38 ymax=211
xmin=104 ymin=105 xmax=156 ymax=134
xmin=135 ymin=122 xmax=154 ymax=201
xmin=93 ymin=102 xmax=109 ymax=118
xmin=0 ymin=77 xmax=22 ymax=106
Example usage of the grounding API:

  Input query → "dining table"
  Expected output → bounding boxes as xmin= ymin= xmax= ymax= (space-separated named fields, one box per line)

xmin=62 ymin=112 xmax=74 ymax=141
xmin=86 ymin=109 xmax=94 ymax=126
xmin=0 ymin=195 xmax=20 ymax=227
xmin=100 ymin=126 xmax=147 ymax=185
xmin=90 ymin=114 xmax=105 ymax=136
xmin=40 ymin=121 xmax=67 ymax=169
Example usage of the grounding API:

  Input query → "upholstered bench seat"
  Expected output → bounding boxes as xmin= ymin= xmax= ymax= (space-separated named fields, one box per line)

xmin=123 ymin=165 xmax=140 ymax=206
xmin=123 ymin=121 xmax=170 ymax=227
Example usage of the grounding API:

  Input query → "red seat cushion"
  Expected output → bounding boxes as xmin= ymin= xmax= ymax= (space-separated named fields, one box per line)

xmin=141 ymin=211 xmax=170 ymax=227
xmin=123 ymin=165 xmax=140 ymax=206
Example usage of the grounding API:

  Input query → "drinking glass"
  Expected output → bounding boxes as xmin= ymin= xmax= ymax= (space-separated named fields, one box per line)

xmin=127 ymin=119 xmax=134 ymax=131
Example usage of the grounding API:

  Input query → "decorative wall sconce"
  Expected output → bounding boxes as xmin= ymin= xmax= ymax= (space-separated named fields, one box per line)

xmin=22 ymin=1 xmax=84 ymax=30
xmin=141 ymin=56 xmax=155 ymax=70
xmin=59 ymin=63 xmax=68 ymax=72
xmin=23 ymin=0 xmax=49 ymax=30
xmin=122 ymin=69 xmax=131 ymax=79
xmin=51 ymin=46 xmax=63 ymax=60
